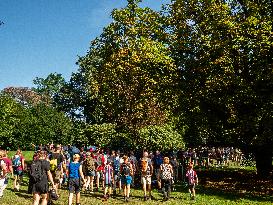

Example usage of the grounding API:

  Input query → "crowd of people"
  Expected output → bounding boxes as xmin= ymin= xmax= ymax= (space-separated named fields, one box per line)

xmin=0 ymin=144 xmax=249 ymax=204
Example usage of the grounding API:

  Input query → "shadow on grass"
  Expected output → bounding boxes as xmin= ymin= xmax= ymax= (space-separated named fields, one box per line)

xmin=174 ymin=168 xmax=273 ymax=203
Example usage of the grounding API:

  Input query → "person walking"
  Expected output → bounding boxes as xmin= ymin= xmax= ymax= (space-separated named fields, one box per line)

xmin=12 ymin=149 xmax=25 ymax=191
xmin=120 ymin=156 xmax=133 ymax=202
xmin=140 ymin=151 xmax=153 ymax=201
xmin=68 ymin=154 xmax=86 ymax=205
xmin=0 ymin=150 xmax=7 ymax=198
xmin=29 ymin=150 xmax=56 ymax=205
xmin=185 ymin=162 xmax=198 ymax=200
xmin=160 ymin=157 xmax=173 ymax=201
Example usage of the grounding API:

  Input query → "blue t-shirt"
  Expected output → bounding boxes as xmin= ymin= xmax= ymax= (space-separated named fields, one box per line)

xmin=69 ymin=162 xmax=81 ymax=179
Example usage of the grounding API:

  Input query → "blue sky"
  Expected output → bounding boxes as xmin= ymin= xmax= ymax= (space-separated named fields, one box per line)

xmin=0 ymin=0 xmax=170 ymax=90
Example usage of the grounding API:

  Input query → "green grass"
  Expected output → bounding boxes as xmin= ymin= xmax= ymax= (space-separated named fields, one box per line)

xmin=1 ymin=178 xmax=273 ymax=205
xmin=7 ymin=151 xmax=34 ymax=163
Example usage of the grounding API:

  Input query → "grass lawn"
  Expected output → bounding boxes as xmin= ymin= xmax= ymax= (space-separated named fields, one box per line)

xmin=1 ymin=178 xmax=273 ymax=205
xmin=2 ymin=151 xmax=273 ymax=204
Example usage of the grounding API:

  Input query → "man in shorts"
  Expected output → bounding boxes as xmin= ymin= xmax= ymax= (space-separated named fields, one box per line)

xmin=140 ymin=151 xmax=153 ymax=201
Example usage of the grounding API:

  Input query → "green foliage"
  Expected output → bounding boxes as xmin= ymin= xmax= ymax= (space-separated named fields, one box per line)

xmin=166 ymin=0 xmax=273 ymax=148
xmin=33 ymin=72 xmax=66 ymax=106
xmin=76 ymin=1 xmax=178 ymax=133
xmin=0 ymin=94 xmax=26 ymax=147
xmin=25 ymin=103 xmax=73 ymax=145
xmin=84 ymin=123 xmax=118 ymax=147
xmin=0 ymin=92 xmax=73 ymax=149
xmin=138 ymin=124 xmax=185 ymax=151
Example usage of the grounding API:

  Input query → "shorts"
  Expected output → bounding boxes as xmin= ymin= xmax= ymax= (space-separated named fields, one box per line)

xmin=13 ymin=170 xmax=23 ymax=176
xmin=96 ymin=171 xmax=104 ymax=178
xmin=68 ymin=178 xmax=81 ymax=194
xmin=121 ymin=175 xmax=132 ymax=185
xmin=155 ymin=168 xmax=161 ymax=179
xmin=4 ymin=177 xmax=8 ymax=185
xmin=188 ymin=183 xmax=196 ymax=189
xmin=141 ymin=175 xmax=152 ymax=185
xmin=32 ymin=180 xmax=49 ymax=194
xmin=86 ymin=170 xmax=95 ymax=177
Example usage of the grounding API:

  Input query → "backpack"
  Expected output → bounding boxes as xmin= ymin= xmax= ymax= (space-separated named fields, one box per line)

xmin=141 ymin=158 xmax=151 ymax=175
xmin=50 ymin=158 xmax=58 ymax=172
xmin=12 ymin=157 xmax=21 ymax=169
xmin=30 ymin=160 xmax=44 ymax=183
xmin=120 ymin=163 xmax=130 ymax=176
xmin=113 ymin=158 xmax=120 ymax=172
xmin=161 ymin=164 xmax=172 ymax=180
xmin=84 ymin=157 xmax=95 ymax=171
xmin=154 ymin=156 xmax=163 ymax=167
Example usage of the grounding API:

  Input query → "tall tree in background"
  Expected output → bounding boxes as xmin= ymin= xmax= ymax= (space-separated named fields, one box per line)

xmin=64 ymin=0 xmax=185 ymax=150
xmin=76 ymin=0 xmax=178 ymax=132
xmin=167 ymin=0 xmax=273 ymax=175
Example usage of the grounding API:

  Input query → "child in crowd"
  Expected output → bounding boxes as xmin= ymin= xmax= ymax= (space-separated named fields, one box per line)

xmin=103 ymin=159 xmax=113 ymax=200
xmin=68 ymin=154 xmax=86 ymax=205
xmin=185 ymin=162 xmax=198 ymax=200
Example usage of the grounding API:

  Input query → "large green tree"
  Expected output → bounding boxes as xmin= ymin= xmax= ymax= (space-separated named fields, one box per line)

xmin=60 ymin=0 xmax=184 ymax=150
xmin=0 ymin=90 xmax=73 ymax=149
xmin=76 ymin=0 xmax=178 ymax=131
xmin=167 ymin=0 xmax=273 ymax=175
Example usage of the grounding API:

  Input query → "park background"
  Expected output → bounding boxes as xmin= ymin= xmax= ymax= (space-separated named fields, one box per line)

xmin=1 ymin=0 xmax=273 ymax=204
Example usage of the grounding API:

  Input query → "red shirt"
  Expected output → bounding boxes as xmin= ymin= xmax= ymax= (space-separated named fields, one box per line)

xmin=2 ymin=157 xmax=12 ymax=173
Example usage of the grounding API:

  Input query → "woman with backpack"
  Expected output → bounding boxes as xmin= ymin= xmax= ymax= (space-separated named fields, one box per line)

xmin=30 ymin=150 xmax=56 ymax=205
xmin=120 ymin=155 xmax=133 ymax=202
xmin=160 ymin=157 xmax=173 ymax=201
xmin=12 ymin=149 xmax=25 ymax=191
xmin=82 ymin=152 xmax=95 ymax=193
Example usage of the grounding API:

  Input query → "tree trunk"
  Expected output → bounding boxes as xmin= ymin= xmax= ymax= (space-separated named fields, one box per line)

xmin=254 ymin=146 xmax=272 ymax=177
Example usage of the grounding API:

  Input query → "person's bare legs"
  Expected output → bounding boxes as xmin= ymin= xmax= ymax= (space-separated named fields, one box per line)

xmin=76 ymin=192 xmax=80 ymax=204
xmin=90 ymin=176 xmax=94 ymax=192
xmin=147 ymin=184 xmax=151 ymax=198
xmin=32 ymin=193 xmax=40 ymax=205
xmin=126 ymin=184 xmax=130 ymax=198
xmin=68 ymin=193 xmax=74 ymax=205
xmin=142 ymin=178 xmax=147 ymax=197
xmin=85 ymin=176 xmax=90 ymax=190
xmin=40 ymin=193 xmax=48 ymax=205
